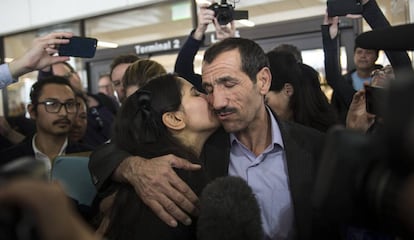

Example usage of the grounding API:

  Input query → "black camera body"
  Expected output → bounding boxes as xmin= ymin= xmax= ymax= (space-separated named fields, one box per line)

xmin=208 ymin=1 xmax=248 ymax=25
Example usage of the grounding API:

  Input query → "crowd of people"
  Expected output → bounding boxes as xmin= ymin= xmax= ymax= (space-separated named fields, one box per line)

xmin=0 ymin=0 xmax=414 ymax=240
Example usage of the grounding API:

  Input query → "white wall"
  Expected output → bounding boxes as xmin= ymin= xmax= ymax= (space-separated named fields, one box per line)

xmin=0 ymin=0 xmax=166 ymax=36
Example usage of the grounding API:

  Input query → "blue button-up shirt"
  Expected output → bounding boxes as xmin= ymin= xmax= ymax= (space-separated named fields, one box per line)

xmin=0 ymin=63 xmax=17 ymax=89
xmin=228 ymin=108 xmax=295 ymax=240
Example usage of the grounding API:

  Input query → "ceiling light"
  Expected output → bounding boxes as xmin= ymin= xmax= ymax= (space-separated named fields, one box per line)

xmin=238 ymin=19 xmax=255 ymax=27
xmin=195 ymin=0 xmax=212 ymax=5
xmin=97 ymin=41 xmax=118 ymax=48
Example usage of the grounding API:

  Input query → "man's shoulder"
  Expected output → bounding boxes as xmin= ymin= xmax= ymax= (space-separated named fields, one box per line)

xmin=279 ymin=119 xmax=326 ymax=150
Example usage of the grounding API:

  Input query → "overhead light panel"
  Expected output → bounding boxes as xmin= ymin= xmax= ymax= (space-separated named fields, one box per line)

xmin=97 ymin=41 xmax=118 ymax=48
xmin=238 ymin=19 xmax=255 ymax=27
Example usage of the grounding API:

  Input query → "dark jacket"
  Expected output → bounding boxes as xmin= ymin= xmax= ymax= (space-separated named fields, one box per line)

xmin=0 ymin=134 xmax=93 ymax=166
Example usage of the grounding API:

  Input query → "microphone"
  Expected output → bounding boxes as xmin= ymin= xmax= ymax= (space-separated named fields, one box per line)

xmin=355 ymin=23 xmax=414 ymax=51
xmin=197 ymin=176 xmax=263 ymax=240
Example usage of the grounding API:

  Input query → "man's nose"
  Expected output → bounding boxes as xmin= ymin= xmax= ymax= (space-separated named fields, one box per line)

xmin=209 ymin=89 xmax=228 ymax=110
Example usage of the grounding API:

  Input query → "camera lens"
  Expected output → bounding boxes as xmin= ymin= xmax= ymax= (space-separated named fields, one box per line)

xmin=216 ymin=10 xmax=233 ymax=25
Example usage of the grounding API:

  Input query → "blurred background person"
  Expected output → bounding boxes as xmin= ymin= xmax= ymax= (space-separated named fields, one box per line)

xmin=109 ymin=54 xmax=140 ymax=104
xmin=69 ymin=89 xmax=90 ymax=146
xmin=266 ymin=51 xmax=338 ymax=132
xmin=122 ymin=59 xmax=166 ymax=98
xmin=98 ymin=73 xmax=116 ymax=100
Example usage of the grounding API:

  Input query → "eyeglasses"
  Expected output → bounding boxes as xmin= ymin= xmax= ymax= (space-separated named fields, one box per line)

xmin=38 ymin=100 xmax=78 ymax=113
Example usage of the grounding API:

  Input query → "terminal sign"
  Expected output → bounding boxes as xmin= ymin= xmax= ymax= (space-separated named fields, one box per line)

xmin=135 ymin=39 xmax=182 ymax=55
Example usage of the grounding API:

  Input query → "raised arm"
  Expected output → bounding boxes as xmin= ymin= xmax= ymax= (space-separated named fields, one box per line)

xmin=0 ymin=32 xmax=72 ymax=89
xmin=174 ymin=4 xmax=214 ymax=91
xmin=174 ymin=3 xmax=236 ymax=92
xmin=88 ymin=141 xmax=202 ymax=227
xmin=8 ymin=32 xmax=73 ymax=79
xmin=321 ymin=14 xmax=356 ymax=107
xmin=362 ymin=0 xmax=412 ymax=70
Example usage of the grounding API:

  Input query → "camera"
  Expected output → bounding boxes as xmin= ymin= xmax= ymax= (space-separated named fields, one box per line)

xmin=207 ymin=1 xmax=248 ymax=26
xmin=312 ymin=70 xmax=414 ymax=239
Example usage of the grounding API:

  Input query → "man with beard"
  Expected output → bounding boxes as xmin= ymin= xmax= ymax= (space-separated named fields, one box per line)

xmin=0 ymin=76 xmax=92 ymax=170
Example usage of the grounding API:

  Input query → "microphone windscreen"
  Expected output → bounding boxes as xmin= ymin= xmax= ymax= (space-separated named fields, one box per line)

xmin=355 ymin=23 xmax=414 ymax=51
xmin=197 ymin=176 xmax=263 ymax=240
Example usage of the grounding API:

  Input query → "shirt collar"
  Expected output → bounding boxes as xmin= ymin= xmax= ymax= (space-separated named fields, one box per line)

xmin=32 ymin=134 xmax=69 ymax=162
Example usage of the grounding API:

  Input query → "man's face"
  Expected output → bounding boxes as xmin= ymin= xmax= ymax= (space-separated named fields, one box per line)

xmin=52 ymin=63 xmax=83 ymax=91
xmin=201 ymin=49 xmax=270 ymax=133
xmin=98 ymin=76 xmax=115 ymax=97
xmin=29 ymin=84 xmax=76 ymax=137
xmin=111 ymin=63 xmax=131 ymax=102
xmin=353 ymin=48 xmax=378 ymax=72
xmin=69 ymin=96 xmax=88 ymax=142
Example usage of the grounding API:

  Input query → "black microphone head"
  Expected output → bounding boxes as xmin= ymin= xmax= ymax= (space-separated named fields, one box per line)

xmin=355 ymin=23 xmax=414 ymax=51
xmin=197 ymin=176 xmax=263 ymax=240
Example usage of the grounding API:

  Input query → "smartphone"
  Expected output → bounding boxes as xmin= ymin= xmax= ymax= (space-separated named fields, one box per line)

xmin=58 ymin=36 xmax=98 ymax=58
xmin=327 ymin=0 xmax=363 ymax=17
xmin=365 ymin=85 xmax=385 ymax=116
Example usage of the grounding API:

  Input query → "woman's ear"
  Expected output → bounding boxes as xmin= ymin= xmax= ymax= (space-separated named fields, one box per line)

xmin=162 ymin=111 xmax=185 ymax=130
xmin=283 ymin=83 xmax=294 ymax=97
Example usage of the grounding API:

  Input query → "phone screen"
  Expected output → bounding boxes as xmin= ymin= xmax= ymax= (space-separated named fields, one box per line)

xmin=58 ymin=36 xmax=98 ymax=58
xmin=365 ymin=85 xmax=385 ymax=116
xmin=327 ymin=0 xmax=363 ymax=17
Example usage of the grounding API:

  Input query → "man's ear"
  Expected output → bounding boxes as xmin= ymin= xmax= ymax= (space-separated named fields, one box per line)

xmin=283 ymin=83 xmax=294 ymax=97
xmin=27 ymin=104 xmax=37 ymax=120
xmin=162 ymin=111 xmax=185 ymax=131
xmin=257 ymin=67 xmax=272 ymax=95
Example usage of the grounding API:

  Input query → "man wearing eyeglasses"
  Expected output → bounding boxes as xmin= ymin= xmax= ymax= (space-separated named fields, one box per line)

xmin=0 ymin=76 xmax=93 ymax=169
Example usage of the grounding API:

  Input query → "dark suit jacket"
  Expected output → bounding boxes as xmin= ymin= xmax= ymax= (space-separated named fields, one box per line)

xmin=200 ymin=121 xmax=325 ymax=240
xmin=89 ymin=113 xmax=326 ymax=240
xmin=0 ymin=135 xmax=94 ymax=166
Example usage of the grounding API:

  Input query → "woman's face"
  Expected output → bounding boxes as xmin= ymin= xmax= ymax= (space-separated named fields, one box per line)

xmin=69 ymin=97 xmax=88 ymax=142
xmin=178 ymin=78 xmax=220 ymax=133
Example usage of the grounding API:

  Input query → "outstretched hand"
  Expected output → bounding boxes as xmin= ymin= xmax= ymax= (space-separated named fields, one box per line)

xmin=116 ymin=154 xmax=201 ymax=227
xmin=8 ymin=31 xmax=73 ymax=79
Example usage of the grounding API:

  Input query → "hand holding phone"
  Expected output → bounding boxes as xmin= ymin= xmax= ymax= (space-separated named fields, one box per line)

xmin=58 ymin=36 xmax=98 ymax=58
xmin=327 ymin=0 xmax=363 ymax=17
